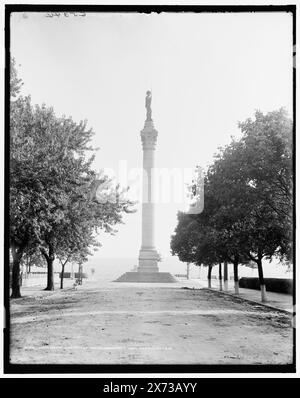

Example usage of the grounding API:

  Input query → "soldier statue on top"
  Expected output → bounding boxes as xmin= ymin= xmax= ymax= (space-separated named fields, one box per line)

xmin=145 ymin=90 xmax=152 ymax=121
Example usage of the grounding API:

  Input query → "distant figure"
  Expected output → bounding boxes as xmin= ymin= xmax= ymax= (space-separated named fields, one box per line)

xmin=145 ymin=90 xmax=152 ymax=121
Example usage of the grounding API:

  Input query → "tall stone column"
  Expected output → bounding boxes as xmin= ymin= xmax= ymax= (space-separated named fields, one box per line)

xmin=138 ymin=120 xmax=159 ymax=273
xmin=115 ymin=91 xmax=176 ymax=283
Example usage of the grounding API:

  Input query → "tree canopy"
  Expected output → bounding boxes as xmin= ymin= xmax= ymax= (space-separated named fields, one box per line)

xmin=171 ymin=109 xmax=293 ymax=301
xmin=9 ymin=60 xmax=135 ymax=297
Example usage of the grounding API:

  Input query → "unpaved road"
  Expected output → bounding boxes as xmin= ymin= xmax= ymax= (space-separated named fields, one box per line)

xmin=9 ymin=281 xmax=293 ymax=364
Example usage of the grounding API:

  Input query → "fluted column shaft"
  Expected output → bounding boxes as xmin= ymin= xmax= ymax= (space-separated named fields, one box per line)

xmin=141 ymin=148 xmax=155 ymax=249
xmin=138 ymin=120 xmax=159 ymax=273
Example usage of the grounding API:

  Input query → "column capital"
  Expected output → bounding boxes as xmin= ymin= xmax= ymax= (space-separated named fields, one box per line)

xmin=140 ymin=120 xmax=158 ymax=150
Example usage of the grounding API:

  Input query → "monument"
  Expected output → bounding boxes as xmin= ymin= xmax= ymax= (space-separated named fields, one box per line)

xmin=115 ymin=91 xmax=177 ymax=283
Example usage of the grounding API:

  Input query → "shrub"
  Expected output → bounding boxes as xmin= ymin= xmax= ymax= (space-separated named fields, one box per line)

xmin=239 ymin=277 xmax=293 ymax=295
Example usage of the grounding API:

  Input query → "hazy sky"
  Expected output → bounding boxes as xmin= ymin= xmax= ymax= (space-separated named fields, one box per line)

xmin=11 ymin=11 xmax=293 ymax=259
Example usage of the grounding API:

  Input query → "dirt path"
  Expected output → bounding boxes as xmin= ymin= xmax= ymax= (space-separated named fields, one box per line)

xmin=9 ymin=280 xmax=293 ymax=364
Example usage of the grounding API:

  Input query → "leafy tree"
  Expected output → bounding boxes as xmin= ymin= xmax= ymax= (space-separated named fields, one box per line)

xmin=10 ymin=98 xmax=92 ymax=293
xmin=170 ymin=212 xmax=198 ymax=265
xmin=202 ymin=171 xmax=250 ymax=294
xmin=170 ymin=212 xmax=220 ymax=288
xmin=10 ymin=94 xmax=53 ymax=297
xmin=171 ymin=109 xmax=292 ymax=301
xmin=10 ymin=61 xmax=135 ymax=296
xmin=32 ymin=107 xmax=134 ymax=291
xmin=10 ymin=58 xmax=23 ymax=98
xmin=238 ymin=109 xmax=293 ymax=260
xmin=57 ymin=238 xmax=99 ymax=289
xmin=203 ymin=109 xmax=292 ymax=301
xmin=21 ymin=248 xmax=45 ymax=274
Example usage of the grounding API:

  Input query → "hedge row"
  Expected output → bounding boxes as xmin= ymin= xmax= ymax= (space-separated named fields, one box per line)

xmin=60 ymin=272 xmax=88 ymax=279
xmin=238 ymin=277 xmax=293 ymax=295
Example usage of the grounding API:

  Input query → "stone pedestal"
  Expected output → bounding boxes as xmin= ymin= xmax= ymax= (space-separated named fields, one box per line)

xmin=114 ymin=272 xmax=178 ymax=283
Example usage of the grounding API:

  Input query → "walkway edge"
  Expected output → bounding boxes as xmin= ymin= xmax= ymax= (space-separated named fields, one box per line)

xmin=203 ymin=287 xmax=293 ymax=315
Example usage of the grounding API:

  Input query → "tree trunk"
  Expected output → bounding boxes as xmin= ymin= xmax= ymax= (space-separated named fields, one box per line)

xmin=257 ymin=257 xmax=267 ymax=302
xmin=207 ymin=265 xmax=212 ymax=288
xmin=60 ymin=264 xmax=65 ymax=289
xmin=26 ymin=257 xmax=29 ymax=274
xmin=45 ymin=257 xmax=55 ymax=290
xmin=11 ymin=246 xmax=24 ymax=298
xmin=223 ymin=261 xmax=228 ymax=291
xmin=186 ymin=263 xmax=190 ymax=280
xmin=78 ymin=264 xmax=83 ymax=285
xmin=218 ymin=262 xmax=223 ymax=291
xmin=41 ymin=244 xmax=55 ymax=291
xmin=233 ymin=260 xmax=239 ymax=295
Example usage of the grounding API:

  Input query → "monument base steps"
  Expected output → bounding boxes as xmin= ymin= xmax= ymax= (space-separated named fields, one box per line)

xmin=114 ymin=272 xmax=178 ymax=283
